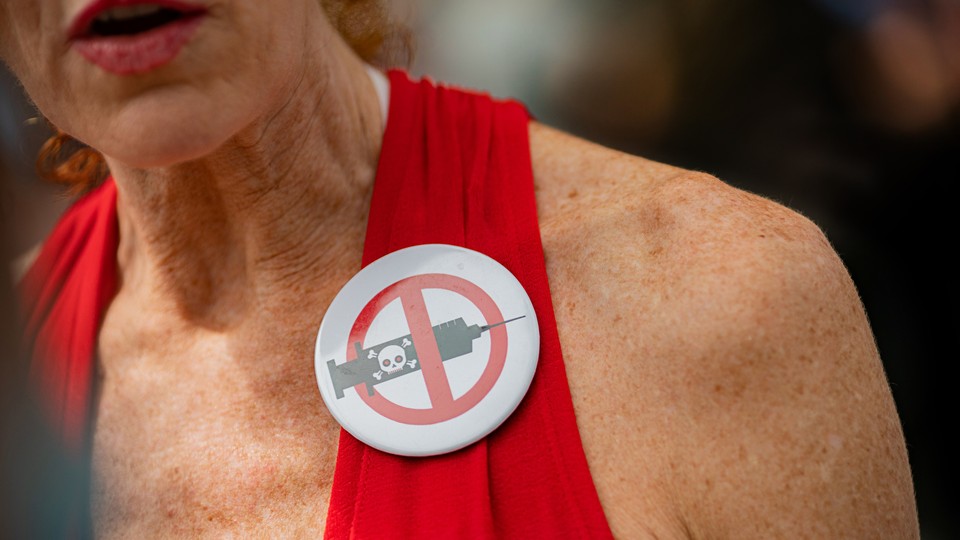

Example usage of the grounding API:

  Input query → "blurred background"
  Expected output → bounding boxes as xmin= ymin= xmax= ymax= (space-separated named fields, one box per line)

xmin=3 ymin=0 xmax=957 ymax=536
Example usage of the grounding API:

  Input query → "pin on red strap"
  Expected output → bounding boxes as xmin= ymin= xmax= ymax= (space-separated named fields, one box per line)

xmin=314 ymin=244 xmax=539 ymax=456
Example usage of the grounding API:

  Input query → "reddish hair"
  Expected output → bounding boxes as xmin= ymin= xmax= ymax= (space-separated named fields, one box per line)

xmin=37 ymin=0 xmax=410 ymax=193
xmin=36 ymin=131 xmax=110 ymax=195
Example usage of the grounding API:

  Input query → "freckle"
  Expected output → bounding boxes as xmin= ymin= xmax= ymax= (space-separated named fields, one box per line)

xmin=759 ymin=234 xmax=766 ymax=238
xmin=713 ymin=383 xmax=722 ymax=393
xmin=167 ymin=508 xmax=175 ymax=518
xmin=568 ymin=189 xmax=579 ymax=199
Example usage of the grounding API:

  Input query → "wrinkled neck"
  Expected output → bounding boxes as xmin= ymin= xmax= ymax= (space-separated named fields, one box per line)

xmin=110 ymin=36 xmax=385 ymax=330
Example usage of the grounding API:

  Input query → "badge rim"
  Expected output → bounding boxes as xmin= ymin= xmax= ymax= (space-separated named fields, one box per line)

xmin=314 ymin=244 xmax=539 ymax=457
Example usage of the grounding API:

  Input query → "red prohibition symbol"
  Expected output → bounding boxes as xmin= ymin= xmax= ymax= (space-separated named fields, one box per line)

xmin=348 ymin=274 xmax=508 ymax=425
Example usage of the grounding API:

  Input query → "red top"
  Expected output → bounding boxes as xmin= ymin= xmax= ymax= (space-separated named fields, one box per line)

xmin=19 ymin=71 xmax=613 ymax=539
xmin=19 ymin=179 xmax=118 ymax=453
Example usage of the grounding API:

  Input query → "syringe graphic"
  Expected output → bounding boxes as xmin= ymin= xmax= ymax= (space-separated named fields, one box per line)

xmin=327 ymin=316 xmax=526 ymax=399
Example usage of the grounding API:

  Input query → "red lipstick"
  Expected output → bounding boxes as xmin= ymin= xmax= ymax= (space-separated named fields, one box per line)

xmin=68 ymin=0 xmax=208 ymax=75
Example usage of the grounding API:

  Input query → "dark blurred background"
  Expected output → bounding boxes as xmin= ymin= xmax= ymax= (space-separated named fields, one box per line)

xmin=3 ymin=0 xmax=957 ymax=536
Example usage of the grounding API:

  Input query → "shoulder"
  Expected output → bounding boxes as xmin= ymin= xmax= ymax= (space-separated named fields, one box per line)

xmin=529 ymin=121 xmax=837 ymax=339
xmin=528 ymin=123 xmax=919 ymax=538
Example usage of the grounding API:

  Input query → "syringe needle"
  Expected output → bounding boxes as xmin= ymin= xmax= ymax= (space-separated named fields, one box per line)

xmin=480 ymin=315 xmax=526 ymax=333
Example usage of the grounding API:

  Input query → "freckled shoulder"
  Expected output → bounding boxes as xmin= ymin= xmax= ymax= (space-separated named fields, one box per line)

xmin=527 ymin=122 xmax=919 ymax=539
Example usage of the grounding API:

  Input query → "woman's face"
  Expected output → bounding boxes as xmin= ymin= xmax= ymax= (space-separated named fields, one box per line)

xmin=0 ymin=0 xmax=322 ymax=168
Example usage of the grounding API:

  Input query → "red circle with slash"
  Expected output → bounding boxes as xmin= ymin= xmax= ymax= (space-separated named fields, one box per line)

xmin=348 ymin=273 xmax=508 ymax=425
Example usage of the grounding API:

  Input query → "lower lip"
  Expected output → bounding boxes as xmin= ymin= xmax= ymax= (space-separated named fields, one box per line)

xmin=71 ymin=13 xmax=206 ymax=76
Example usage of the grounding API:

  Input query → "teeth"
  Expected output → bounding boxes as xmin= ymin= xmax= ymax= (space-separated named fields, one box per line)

xmin=95 ymin=4 xmax=163 ymax=22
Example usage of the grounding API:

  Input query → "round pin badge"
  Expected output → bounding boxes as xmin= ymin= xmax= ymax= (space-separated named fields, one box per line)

xmin=314 ymin=244 xmax=539 ymax=457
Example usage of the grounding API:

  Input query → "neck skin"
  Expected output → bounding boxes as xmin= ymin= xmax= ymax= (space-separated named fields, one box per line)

xmin=108 ymin=24 xmax=383 ymax=332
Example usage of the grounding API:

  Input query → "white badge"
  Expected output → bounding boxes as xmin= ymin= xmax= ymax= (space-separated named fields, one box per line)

xmin=314 ymin=244 xmax=539 ymax=457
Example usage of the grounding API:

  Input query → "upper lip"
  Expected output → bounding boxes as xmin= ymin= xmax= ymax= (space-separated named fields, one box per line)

xmin=67 ymin=0 xmax=208 ymax=40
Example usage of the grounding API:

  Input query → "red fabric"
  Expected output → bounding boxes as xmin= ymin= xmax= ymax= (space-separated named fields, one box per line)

xmin=323 ymin=72 xmax=612 ymax=539
xmin=19 ymin=179 xmax=119 ymax=453
xmin=17 ymin=71 xmax=612 ymax=538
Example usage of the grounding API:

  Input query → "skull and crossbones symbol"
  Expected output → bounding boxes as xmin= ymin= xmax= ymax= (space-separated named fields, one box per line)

xmin=371 ymin=339 xmax=416 ymax=380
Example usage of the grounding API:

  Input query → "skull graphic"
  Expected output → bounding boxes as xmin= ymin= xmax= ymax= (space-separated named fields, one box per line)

xmin=377 ymin=345 xmax=407 ymax=375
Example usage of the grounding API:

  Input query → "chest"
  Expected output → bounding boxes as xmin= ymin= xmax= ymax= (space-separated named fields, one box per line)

xmin=89 ymin=257 xmax=691 ymax=540
xmin=91 ymin=316 xmax=340 ymax=538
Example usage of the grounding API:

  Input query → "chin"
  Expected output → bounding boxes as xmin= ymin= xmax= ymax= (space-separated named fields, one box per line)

xmin=90 ymin=98 xmax=250 ymax=169
xmin=96 ymin=123 xmax=227 ymax=169
xmin=104 ymin=132 xmax=226 ymax=169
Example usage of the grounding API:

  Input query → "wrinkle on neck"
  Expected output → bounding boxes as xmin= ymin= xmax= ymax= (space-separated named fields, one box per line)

xmin=109 ymin=29 xmax=383 ymax=331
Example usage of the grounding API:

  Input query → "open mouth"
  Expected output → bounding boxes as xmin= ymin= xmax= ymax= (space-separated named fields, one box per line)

xmin=69 ymin=1 xmax=207 ymax=40
xmin=68 ymin=0 xmax=208 ymax=75
xmin=91 ymin=6 xmax=188 ymax=36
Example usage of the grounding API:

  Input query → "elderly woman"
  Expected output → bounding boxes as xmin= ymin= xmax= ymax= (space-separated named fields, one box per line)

xmin=1 ymin=0 xmax=918 ymax=538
